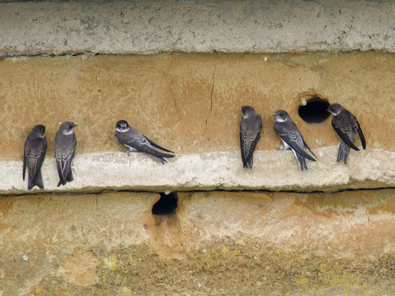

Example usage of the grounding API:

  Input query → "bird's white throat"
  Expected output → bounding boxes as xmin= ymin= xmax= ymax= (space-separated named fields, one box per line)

xmin=62 ymin=129 xmax=74 ymax=135
xmin=116 ymin=127 xmax=129 ymax=133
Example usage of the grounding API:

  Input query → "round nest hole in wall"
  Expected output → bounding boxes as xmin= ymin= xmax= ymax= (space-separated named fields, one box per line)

xmin=298 ymin=96 xmax=330 ymax=124
xmin=152 ymin=192 xmax=177 ymax=216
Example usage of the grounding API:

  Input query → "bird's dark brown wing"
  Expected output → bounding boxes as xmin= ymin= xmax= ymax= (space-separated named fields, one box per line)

xmin=302 ymin=138 xmax=317 ymax=159
xmin=55 ymin=133 xmax=77 ymax=186
xmin=23 ymin=144 xmax=27 ymax=181
xmin=134 ymin=134 xmax=175 ymax=158
xmin=274 ymin=122 xmax=316 ymax=162
xmin=29 ymin=139 xmax=47 ymax=189
xmin=353 ymin=120 xmax=366 ymax=150
xmin=145 ymin=137 xmax=175 ymax=154
xmin=332 ymin=120 xmax=359 ymax=151
xmin=240 ymin=129 xmax=261 ymax=168
xmin=118 ymin=129 xmax=175 ymax=159
xmin=240 ymin=115 xmax=262 ymax=168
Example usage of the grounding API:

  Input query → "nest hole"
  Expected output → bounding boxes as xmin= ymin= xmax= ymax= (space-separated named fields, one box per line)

xmin=298 ymin=96 xmax=330 ymax=124
xmin=152 ymin=192 xmax=177 ymax=216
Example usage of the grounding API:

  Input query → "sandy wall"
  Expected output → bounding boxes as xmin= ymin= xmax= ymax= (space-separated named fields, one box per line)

xmin=2 ymin=190 xmax=395 ymax=295
xmin=1 ymin=1 xmax=395 ymax=295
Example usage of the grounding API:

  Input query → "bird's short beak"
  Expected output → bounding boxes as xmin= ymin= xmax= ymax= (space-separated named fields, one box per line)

xmin=272 ymin=114 xmax=276 ymax=117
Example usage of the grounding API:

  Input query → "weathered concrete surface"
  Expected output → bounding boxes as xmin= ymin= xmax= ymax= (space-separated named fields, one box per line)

xmin=2 ymin=190 xmax=395 ymax=295
xmin=0 ymin=0 xmax=395 ymax=57
xmin=1 ymin=52 xmax=395 ymax=193
xmin=1 ymin=147 xmax=395 ymax=194
xmin=1 ymin=52 xmax=395 ymax=159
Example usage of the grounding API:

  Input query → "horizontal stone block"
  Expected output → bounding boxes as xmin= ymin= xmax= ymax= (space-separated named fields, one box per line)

xmin=0 ymin=0 xmax=395 ymax=57
xmin=1 ymin=53 xmax=394 ymax=167
xmin=2 ymin=147 xmax=393 ymax=194
xmin=2 ymin=190 xmax=395 ymax=294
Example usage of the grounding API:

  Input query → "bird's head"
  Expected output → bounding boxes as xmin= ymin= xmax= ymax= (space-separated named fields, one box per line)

xmin=327 ymin=103 xmax=343 ymax=116
xmin=116 ymin=120 xmax=130 ymax=132
xmin=241 ymin=106 xmax=257 ymax=119
xmin=60 ymin=121 xmax=77 ymax=135
xmin=273 ymin=110 xmax=289 ymax=122
xmin=32 ymin=125 xmax=46 ymax=137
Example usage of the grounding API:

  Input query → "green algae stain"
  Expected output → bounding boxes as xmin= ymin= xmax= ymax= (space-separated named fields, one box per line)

xmin=103 ymin=256 xmax=118 ymax=271
xmin=28 ymin=238 xmax=395 ymax=295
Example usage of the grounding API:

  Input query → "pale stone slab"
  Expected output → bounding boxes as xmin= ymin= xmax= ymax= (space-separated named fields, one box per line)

xmin=3 ymin=147 xmax=393 ymax=194
xmin=1 ymin=0 xmax=395 ymax=57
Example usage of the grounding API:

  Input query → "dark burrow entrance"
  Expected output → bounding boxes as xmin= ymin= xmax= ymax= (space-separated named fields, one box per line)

xmin=152 ymin=192 xmax=178 ymax=216
xmin=298 ymin=96 xmax=330 ymax=123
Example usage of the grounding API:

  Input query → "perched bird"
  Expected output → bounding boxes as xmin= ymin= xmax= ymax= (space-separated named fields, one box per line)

xmin=114 ymin=120 xmax=175 ymax=164
xmin=23 ymin=125 xmax=47 ymax=190
xmin=273 ymin=110 xmax=317 ymax=171
xmin=55 ymin=121 xmax=77 ymax=187
xmin=327 ymin=103 xmax=366 ymax=164
xmin=240 ymin=106 xmax=262 ymax=169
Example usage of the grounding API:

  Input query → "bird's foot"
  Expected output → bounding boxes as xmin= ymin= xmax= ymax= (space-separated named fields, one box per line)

xmin=121 ymin=150 xmax=131 ymax=156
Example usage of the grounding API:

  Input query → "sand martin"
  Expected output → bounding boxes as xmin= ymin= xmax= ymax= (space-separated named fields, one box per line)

xmin=273 ymin=110 xmax=317 ymax=171
xmin=55 ymin=121 xmax=77 ymax=187
xmin=23 ymin=125 xmax=47 ymax=190
xmin=114 ymin=120 xmax=175 ymax=164
xmin=328 ymin=103 xmax=366 ymax=164
xmin=240 ymin=106 xmax=262 ymax=169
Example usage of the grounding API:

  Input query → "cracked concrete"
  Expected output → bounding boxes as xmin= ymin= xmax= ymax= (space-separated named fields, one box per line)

xmin=0 ymin=0 xmax=394 ymax=57
xmin=205 ymin=57 xmax=216 ymax=132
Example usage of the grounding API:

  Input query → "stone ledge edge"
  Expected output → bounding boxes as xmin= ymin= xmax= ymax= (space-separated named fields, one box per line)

xmin=0 ymin=147 xmax=393 ymax=195
xmin=1 ymin=1 xmax=395 ymax=57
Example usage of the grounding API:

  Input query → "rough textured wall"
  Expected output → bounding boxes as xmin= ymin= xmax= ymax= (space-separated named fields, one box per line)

xmin=1 ymin=2 xmax=395 ymax=293
xmin=1 ymin=0 xmax=395 ymax=57
xmin=1 ymin=53 xmax=395 ymax=193
xmin=3 ymin=52 xmax=395 ymax=159
xmin=2 ymin=190 xmax=395 ymax=295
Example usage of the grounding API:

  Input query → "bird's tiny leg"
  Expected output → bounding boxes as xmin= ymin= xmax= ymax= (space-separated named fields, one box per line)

xmin=121 ymin=147 xmax=133 ymax=156
xmin=121 ymin=146 xmax=137 ymax=156
xmin=121 ymin=149 xmax=131 ymax=156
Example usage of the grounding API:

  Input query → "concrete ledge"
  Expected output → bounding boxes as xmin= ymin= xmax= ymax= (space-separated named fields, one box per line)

xmin=1 ymin=0 xmax=395 ymax=57
xmin=2 ymin=147 xmax=394 ymax=194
